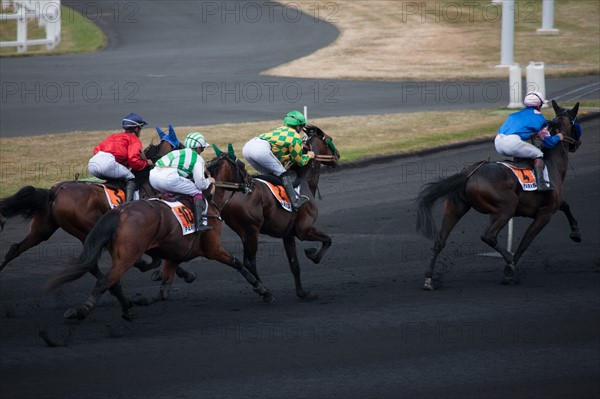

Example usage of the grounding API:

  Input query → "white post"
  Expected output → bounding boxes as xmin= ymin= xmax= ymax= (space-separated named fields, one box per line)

xmin=303 ymin=105 xmax=308 ymax=122
xmin=497 ymin=0 xmax=515 ymax=67
xmin=508 ymin=64 xmax=523 ymax=108
xmin=507 ymin=219 xmax=514 ymax=253
xmin=537 ymin=0 xmax=559 ymax=35
xmin=526 ymin=62 xmax=547 ymax=107
xmin=16 ymin=3 xmax=27 ymax=53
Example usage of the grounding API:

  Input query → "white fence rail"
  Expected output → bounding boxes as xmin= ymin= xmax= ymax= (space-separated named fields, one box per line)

xmin=0 ymin=0 xmax=61 ymax=53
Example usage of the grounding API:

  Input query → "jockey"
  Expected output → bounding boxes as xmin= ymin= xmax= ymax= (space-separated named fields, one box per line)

xmin=242 ymin=110 xmax=315 ymax=209
xmin=88 ymin=113 xmax=153 ymax=201
xmin=149 ymin=132 xmax=215 ymax=232
xmin=495 ymin=91 xmax=563 ymax=191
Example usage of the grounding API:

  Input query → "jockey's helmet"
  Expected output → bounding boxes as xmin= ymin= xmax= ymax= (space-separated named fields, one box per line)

xmin=283 ymin=110 xmax=306 ymax=127
xmin=524 ymin=91 xmax=546 ymax=108
xmin=184 ymin=132 xmax=210 ymax=149
xmin=122 ymin=113 xmax=148 ymax=130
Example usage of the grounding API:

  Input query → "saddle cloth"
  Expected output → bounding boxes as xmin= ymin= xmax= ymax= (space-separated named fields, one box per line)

xmin=96 ymin=184 xmax=126 ymax=209
xmin=497 ymin=162 xmax=549 ymax=191
xmin=255 ymin=179 xmax=292 ymax=212
xmin=149 ymin=198 xmax=196 ymax=235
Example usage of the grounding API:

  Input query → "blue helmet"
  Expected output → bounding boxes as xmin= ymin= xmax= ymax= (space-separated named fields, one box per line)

xmin=122 ymin=113 xmax=148 ymax=130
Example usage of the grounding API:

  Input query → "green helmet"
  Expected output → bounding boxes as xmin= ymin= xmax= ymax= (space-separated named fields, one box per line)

xmin=283 ymin=110 xmax=306 ymax=127
xmin=184 ymin=132 xmax=209 ymax=149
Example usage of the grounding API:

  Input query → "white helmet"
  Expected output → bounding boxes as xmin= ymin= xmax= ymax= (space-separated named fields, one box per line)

xmin=524 ymin=91 xmax=546 ymax=108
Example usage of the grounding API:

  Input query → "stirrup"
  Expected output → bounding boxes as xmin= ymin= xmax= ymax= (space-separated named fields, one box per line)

xmin=196 ymin=222 xmax=212 ymax=232
xmin=537 ymin=181 xmax=554 ymax=191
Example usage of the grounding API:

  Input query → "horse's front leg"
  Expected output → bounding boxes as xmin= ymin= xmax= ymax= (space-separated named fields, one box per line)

xmin=204 ymin=238 xmax=274 ymax=303
xmin=298 ymin=227 xmax=332 ymax=265
xmin=509 ymin=213 xmax=554 ymax=283
xmin=559 ymin=200 xmax=581 ymax=243
xmin=283 ymin=236 xmax=318 ymax=301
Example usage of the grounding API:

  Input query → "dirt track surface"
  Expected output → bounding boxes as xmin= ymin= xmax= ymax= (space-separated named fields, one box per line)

xmin=1 ymin=118 xmax=599 ymax=399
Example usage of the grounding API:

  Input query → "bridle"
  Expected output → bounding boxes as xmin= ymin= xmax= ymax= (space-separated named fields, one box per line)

xmin=550 ymin=111 xmax=580 ymax=152
xmin=206 ymin=153 xmax=251 ymax=212
xmin=303 ymin=125 xmax=339 ymax=163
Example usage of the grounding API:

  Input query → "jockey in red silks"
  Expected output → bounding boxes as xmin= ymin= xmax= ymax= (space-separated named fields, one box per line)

xmin=88 ymin=113 xmax=153 ymax=201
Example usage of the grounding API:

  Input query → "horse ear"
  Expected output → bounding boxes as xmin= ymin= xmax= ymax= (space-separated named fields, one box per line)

xmin=212 ymin=144 xmax=223 ymax=156
xmin=571 ymin=102 xmax=580 ymax=119
xmin=551 ymin=100 xmax=562 ymax=115
xmin=168 ymin=124 xmax=177 ymax=138
xmin=156 ymin=126 xmax=167 ymax=140
xmin=227 ymin=143 xmax=237 ymax=161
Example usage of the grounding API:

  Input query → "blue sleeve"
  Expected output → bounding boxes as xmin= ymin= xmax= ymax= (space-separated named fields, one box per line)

xmin=542 ymin=135 xmax=561 ymax=149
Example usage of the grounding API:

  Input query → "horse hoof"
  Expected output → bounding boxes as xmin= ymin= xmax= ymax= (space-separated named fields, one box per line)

xmin=130 ymin=293 xmax=148 ymax=306
xmin=304 ymin=248 xmax=320 ymax=263
xmin=262 ymin=292 xmax=275 ymax=304
xmin=501 ymin=276 xmax=515 ymax=285
xmin=64 ymin=307 xmax=86 ymax=321
xmin=151 ymin=270 xmax=162 ymax=281
xmin=423 ymin=278 xmax=434 ymax=291
xmin=121 ymin=310 xmax=134 ymax=322
xmin=569 ymin=232 xmax=582 ymax=243
xmin=298 ymin=290 xmax=319 ymax=301
xmin=184 ymin=272 xmax=197 ymax=284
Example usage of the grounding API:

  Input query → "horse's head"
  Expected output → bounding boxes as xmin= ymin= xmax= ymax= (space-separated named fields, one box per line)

xmin=207 ymin=144 xmax=250 ymax=187
xmin=134 ymin=128 xmax=184 ymax=183
xmin=303 ymin=124 xmax=340 ymax=168
xmin=550 ymin=100 xmax=581 ymax=153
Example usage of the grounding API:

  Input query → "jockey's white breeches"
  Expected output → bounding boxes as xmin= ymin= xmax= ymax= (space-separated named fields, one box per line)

xmin=242 ymin=137 xmax=286 ymax=176
xmin=149 ymin=167 xmax=201 ymax=196
xmin=88 ymin=151 xmax=135 ymax=180
xmin=494 ymin=134 xmax=543 ymax=159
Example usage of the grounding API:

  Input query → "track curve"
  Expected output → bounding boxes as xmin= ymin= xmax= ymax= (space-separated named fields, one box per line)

xmin=0 ymin=118 xmax=598 ymax=398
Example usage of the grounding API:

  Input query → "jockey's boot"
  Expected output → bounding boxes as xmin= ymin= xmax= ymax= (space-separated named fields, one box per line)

xmin=533 ymin=158 xmax=553 ymax=191
xmin=125 ymin=179 xmax=137 ymax=202
xmin=281 ymin=170 xmax=309 ymax=210
xmin=193 ymin=194 xmax=212 ymax=232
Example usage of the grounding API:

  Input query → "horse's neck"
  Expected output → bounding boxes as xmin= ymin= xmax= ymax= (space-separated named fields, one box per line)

xmin=138 ymin=182 xmax=158 ymax=199
xmin=303 ymin=164 xmax=320 ymax=197
xmin=545 ymin=144 xmax=569 ymax=182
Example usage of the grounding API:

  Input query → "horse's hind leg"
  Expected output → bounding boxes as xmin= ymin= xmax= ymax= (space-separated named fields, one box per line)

xmin=559 ymin=200 xmax=581 ymax=242
xmin=480 ymin=213 xmax=516 ymax=283
xmin=424 ymin=199 xmax=471 ymax=290
xmin=283 ymin=236 xmax=318 ymax=300
xmin=0 ymin=216 xmax=58 ymax=273
xmin=133 ymin=260 xmax=180 ymax=307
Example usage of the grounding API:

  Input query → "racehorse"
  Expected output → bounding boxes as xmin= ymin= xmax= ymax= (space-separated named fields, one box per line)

xmin=0 ymin=131 xmax=186 ymax=284
xmin=416 ymin=100 xmax=582 ymax=289
xmin=218 ymin=125 xmax=339 ymax=300
xmin=45 ymin=152 xmax=271 ymax=321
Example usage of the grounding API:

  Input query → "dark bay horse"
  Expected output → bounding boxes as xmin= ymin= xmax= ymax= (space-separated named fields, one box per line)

xmin=416 ymin=101 xmax=582 ymax=289
xmin=219 ymin=125 xmax=340 ymax=301
xmin=45 ymin=153 xmax=271 ymax=321
xmin=0 ymin=135 xmax=184 ymax=281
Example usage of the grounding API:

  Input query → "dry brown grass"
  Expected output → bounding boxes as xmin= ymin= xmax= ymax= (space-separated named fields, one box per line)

xmin=1 ymin=108 xmax=560 ymax=197
xmin=264 ymin=0 xmax=600 ymax=81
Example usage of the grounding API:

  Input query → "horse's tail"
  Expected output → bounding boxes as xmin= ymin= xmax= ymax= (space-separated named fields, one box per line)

xmin=0 ymin=186 xmax=54 ymax=219
xmin=416 ymin=171 xmax=470 ymax=242
xmin=45 ymin=211 xmax=120 ymax=291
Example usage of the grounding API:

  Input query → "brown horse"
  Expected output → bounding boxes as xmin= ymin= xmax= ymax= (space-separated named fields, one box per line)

xmin=0 ymin=136 xmax=185 ymax=284
xmin=219 ymin=125 xmax=340 ymax=301
xmin=416 ymin=100 xmax=582 ymax=289
xmin=45 ymin=152 xmax=270 ymax=321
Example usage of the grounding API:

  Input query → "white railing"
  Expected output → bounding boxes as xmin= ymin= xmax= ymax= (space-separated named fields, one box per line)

xmin=0 ymin=0 xmax=61 ymax=53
